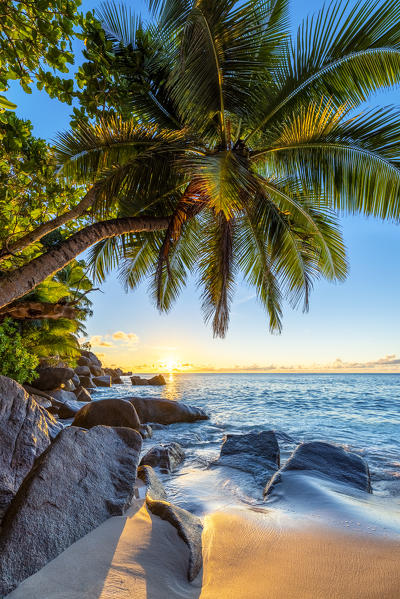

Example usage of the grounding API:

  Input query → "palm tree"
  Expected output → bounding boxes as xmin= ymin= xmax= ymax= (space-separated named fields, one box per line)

xmin=1 ymin=0 xmax=400 ymax=337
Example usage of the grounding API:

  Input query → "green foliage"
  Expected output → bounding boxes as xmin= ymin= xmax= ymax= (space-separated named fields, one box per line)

xmin=0 ymin=0 xmax=84 ymax=107
xmin=59 ymin=0 xmax=400 ymax=338
xmin=19 ymin=260 xmax=96 ymax=363
xmin=0 ymin=319 xmax=38 ymax=383
xmin=0 ymin=112 xmax=85 ymax=271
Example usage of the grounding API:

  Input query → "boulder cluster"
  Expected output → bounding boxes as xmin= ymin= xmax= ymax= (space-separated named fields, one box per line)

xmin=0 ymin=350 xmax=209 ymax=596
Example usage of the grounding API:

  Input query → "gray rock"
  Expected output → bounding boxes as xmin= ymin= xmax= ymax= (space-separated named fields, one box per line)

xmin=75 ymin=365 xmax=91 ymax=377
xmin=212 ymin=431 xmax=280 ymax=487
xmin=80 ymin=350 xmax=102 ymax=368
xmin=72 ymin=398 xmax=141 ymax=431
xmin=264 ymin=441 xmax=372 ymax=498
xmin=62 ymin=379 xmax=76 ymax=392
xmin=139 ymin=424 xmax=153 ymax=439
xmin=71 ymin=373 xmax=80 ymax=387
xmin=147 ymin=374 xmax=167 ymax=386
xmin=32 ymin=367 xmax=74 ymax=391
xmin=31 ymin=394 xmax=52 ymax=409
xmin=131 ymin=375 xmax=149 ymax=386
xmin=137 ymin=465 xmax=167 ymax=501
xmin=93 ymin=375 xmax=112 ymax=387
xmin=140 ymin=442 xmax=185 ymax=473
xmin=129 ymin=397 xmax=208 ymax=425
xmin=78 ymin=375 xmax=95 ymax=389
xmin=131 ymin=374 xmax=166 ymax=386
xmin=48 ymin=389 xmax=83 ymax=419
xmin=77 ymin=356 xmax=91 ymax=368
xmin=138 ymin=465 xmax=202 ymax=582
xmin=73 ymin=386 xmax=92 ymax=402
xmin=89 ymin=365 xmax=103 ymax=377
xmin=0 ymin=426 xmax=142 ymax=596
xmin=0 ymin=376 xmax=61 ymax=520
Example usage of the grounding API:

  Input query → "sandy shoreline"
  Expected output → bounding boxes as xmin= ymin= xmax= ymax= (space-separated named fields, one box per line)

xmin=7 ymin=486 xmax=400 ymax=599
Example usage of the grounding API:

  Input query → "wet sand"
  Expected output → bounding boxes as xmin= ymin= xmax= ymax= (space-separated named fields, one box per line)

xmin=7 ymin=492 xmax=400 ymax=599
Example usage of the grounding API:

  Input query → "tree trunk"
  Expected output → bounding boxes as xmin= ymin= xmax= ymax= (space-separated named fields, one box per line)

xmin=0 ymin=215 xmax=169 ymax=310
xmin=0 ymin=186 xmax=98 ymax=263
xmin=0 ymin=301 xmax=79 ymax=321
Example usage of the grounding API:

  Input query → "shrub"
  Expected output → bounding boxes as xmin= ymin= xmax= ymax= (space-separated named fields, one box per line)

xmin=0 ymin=319 xmax=39 ymax=383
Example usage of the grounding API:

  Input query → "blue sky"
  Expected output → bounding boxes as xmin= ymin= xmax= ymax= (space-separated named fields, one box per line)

xmin=8 ymin=0 xmax=400 ymax=371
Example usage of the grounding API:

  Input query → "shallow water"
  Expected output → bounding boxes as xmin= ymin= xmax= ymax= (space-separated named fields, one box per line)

xmin=92 ymin=373 xmax=400 ymax=510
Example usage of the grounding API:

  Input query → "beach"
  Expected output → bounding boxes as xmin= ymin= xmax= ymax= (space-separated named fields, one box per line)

xmin=7 ymin=489 xmax=400 ymax=599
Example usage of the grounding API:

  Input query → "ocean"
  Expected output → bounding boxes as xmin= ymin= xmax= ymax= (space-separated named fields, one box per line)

xmin=92 ymin=373 xmax=400 ymax=512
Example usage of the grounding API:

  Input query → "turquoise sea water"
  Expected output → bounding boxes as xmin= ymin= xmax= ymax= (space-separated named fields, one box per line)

xmin=93 ymin=373 xmax=400 ymax=505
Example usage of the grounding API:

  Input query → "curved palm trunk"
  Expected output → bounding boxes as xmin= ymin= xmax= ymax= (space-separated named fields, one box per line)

xmin=0 ymin=186 xmax=98 ymax=263
xmin=0 ymin=215 xmax=170 ymax=310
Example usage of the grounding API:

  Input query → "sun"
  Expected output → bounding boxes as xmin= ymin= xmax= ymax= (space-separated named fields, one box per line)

xmin=161 ymin=358 xmax=180 ymax=373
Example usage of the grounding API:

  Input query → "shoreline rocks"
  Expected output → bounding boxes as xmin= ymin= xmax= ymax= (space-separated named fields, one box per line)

xmin=129 ymin=397 xmax=209 ymax=425
xmin=264 ymin=441 xmax=372 ymax=498
xmin=212 ymin=431 xmax=280 ymax=487
xmin=131 ymin=374 xmax=167 ymax=386
xmin=72 ymin=398 xmax=141 ymax=431
xmin=0 ymin=425 xmax=142 ymax=597
xmin=138 ymin=465 xmax=203 ymax=582
xmin=0 ymin=377 xmax=62 ymax=520
xmin=140 ymin=442 xmax=185 ymax=473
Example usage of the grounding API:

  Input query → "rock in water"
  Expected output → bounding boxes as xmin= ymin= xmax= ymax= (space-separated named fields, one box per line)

xmin=139 ymin=424 xmax=153 ymax=439
xmin=129 ymin=397 xmax=208 ymax=425
xmin=72 ymin=399 xmax=141 ymax=431
xmin=131 ymin=374 xmax=166 ymax=386
xmin=32 ymin=366 xmax=74 ymax=391
xmin=73 ymin=386 xmax=92 ymax=402
xmin=140 ymin=442 xmax=185 ymax=473
xmin=138 ymin=465 xmax=203 ymax=582
xmin=212 ymin=431 xmax=280 ymax=487
xmin=0 ymin=376 xmax=62 ymax=520
xmin=93 ymin=375 xmax=112 ymax=387
xmin=0 ymin=425 xmax=142 ymax=596
xmin=264 ymin=441 xmax=372 ymax=498
xmin=147 ymin=374 xmax=166 ymax=386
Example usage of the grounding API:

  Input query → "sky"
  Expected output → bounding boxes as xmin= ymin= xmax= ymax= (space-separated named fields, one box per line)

xmin=8 ymin=0 xmax=400 ymax=373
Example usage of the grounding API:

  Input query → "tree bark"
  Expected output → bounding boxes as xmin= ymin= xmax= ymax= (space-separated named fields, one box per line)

xmin=0 ymin=215 xmax=170 ymax=310
xmin=0 ymin=186 xmax=98 ymax=263
xmin=0 ymin=301 xmax=79 ymax=321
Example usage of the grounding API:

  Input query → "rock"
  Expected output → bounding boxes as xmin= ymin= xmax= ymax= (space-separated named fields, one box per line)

xmin=138 ymin=465 xmax=202 ymax=581
xmin=32 ymin=367 xmax=74 ymax=391
xmin=130 ymin=375 xmax=149 ymax=386
xmin=140 ymin=442 xmax=185 ymax=473
xmin=131 ymin=374 xmax=167 ymax=386
xmin=0 ymin=376 xmax=61 ymax=520
xmin=89 ymin=365 xmax=103 ymax=377
xmin=72 ymin=398 xmax=141 ymax=431
xmin=48 ymin=389 xmax=78 ymax=404
xmin=31 ymin=394 xmax=52 ymax=410
xmin=147 ymin=374 xmax=167 ymax=386
xmin=62 ymin=379 xmax=76 ymax=392
xmin=80 ymin=350 xmax=102 ymax=368
xmin=77 ymin=356 xmax=91 ymax=368
xmin=264 ymin=441 xmax=372 ymax=498
xmin=129 ymin=397 xmax=208 ymax=425
xmin=139 ymin=424 xmax=153 ymax=439
xmin=48 ymin=389 xmax=83 ymax=419
xmin=212 ymin=431 xmax=280 ymax=487
xmin=104 ymin=368 xmax=124 ymax=384
xmin=137 ymin=465 xmax=167 ymax=501
xmin=0 ymin=426 xmax=142 ymax=596
xmin=93 ymin=375 xmax=112 ymax=387
xmin=73 ymin=386 xmax=92 ymax=402
xmin=75 ymin=365 xmax=91 ymax=377
xmin=79 ymin=375 xmax=95 ymax=389
xmin=71 ymin=373 xmax=80 ymax=387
